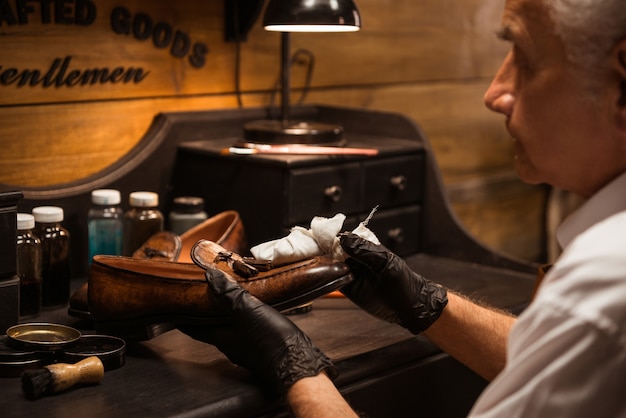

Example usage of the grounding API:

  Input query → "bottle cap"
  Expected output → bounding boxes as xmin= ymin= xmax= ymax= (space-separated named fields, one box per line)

xmin=92 ymin=189 xmax=121 ymax=205
xmin=32 ymin=206 xmax=64 ymax=223
xmin=17 ymin=213 xmax=35 ymax=230
xmin=172 ymin=196 xmax=205 ymax=214
xmin=129 ymin=191 xmax=159 ymax=208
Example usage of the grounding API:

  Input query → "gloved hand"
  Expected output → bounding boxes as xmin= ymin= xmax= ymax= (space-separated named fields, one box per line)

xmin=178 ymin=269 xmax=336 ymax=395
xmin=339 ymin=233 xmax=448 ymax=334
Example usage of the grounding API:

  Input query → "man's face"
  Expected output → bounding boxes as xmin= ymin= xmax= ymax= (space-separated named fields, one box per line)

xmin=484 ymin=0 xmax=623 ymax=197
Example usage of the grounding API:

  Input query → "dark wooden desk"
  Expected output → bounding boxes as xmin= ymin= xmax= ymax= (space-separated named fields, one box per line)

xmin=9 ymin=105 xmax=538 ymax=417
xmin=0 ymin=254 xmax=535 ymax=418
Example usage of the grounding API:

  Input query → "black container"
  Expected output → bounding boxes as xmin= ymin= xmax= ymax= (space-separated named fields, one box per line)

xmin=16 ymin=213 xmax=42 ymax=318
xmin=122 ymin=191 xmax=163 ymax=256
xmin=60 ymin=335 xmax=126 ymax=371
xmin=32 ymin=206 xmax=71 ymax=308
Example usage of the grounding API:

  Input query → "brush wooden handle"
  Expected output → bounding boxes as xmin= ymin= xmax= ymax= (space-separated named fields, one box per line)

xmin=46 ymin=356 xmax=104 ymax=393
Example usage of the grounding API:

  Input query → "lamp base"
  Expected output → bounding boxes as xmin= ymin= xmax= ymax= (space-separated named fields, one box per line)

xmin=243 ymin=119 xmax=343 ymax=144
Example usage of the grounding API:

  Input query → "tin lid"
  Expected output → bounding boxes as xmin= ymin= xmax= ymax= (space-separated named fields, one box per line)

xmin=6 ymin=323 xmax=81 ymax=352
xmin=129 ymin=191 xmax=159 ymax=208
xmin=92 ymin=189 xmax=121 ymax=205
xmin=60 ymin=335 xmax=126 ymax=371
xmin=17 ymin=213 xmax=35 ymax=230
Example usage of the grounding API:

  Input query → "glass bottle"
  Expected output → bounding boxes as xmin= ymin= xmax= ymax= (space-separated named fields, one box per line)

xmin=32 ymin=206 xmax=71 ymax=308
xmin=122 ymin=191 xmax=163 ymax=256
xmin=88 ymin=189 xmax=123 ymax=263
xmin=168 ymin=196 xmax=208 ymax=235
xmin=16 ymin=213 xmax=42 ymax=317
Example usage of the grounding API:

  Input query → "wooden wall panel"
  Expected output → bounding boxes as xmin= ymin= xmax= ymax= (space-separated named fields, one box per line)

xmin=306 ymin=80 xmax=512 ymax=183
xmin=0 ymin=0 xmax=509 ymax=187
xmin=0 ymin=0 xmax=507 ymax=105
xmin=0 ymin=96 xmax=246 ymax=187
xmin=0 ymin=0 xmax=548 ymax=262
xmin=1 ymin=80 xmax=511 ymax=187
xmin=448 ymin=174 xmax=548 ymax=262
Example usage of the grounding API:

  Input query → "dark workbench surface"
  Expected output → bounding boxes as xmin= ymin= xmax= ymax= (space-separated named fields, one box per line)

xmin=0 ymin=253 xmax=536 ymax=418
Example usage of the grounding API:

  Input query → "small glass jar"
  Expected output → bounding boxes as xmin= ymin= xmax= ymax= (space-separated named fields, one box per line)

xmin=16 ymin=213 xmax=42 ymax=317
xmin=168 ymin=196 xmax=208 ymax=235
xmin=122 ymin=191 xmax=164 ymax=256
xmin=88 ymin=189 xmax=123 ymax=263
xmin=32 ymin=206 xmax=71 ymax=308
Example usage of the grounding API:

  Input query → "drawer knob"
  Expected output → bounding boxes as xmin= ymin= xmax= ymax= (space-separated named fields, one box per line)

xmin=387 ymin=227 xmax=405 ymax=244
xmin=390 ymin=175 xmax=408 ymax=191
xmin=324 ymin=185 xmax=343 ymax=203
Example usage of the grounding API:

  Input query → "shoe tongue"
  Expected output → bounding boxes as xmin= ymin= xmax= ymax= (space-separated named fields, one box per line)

xmin=190 ymin=239 xmax=228 ymax=270
xmin=190 ymin=240 xmax=259 ymax=279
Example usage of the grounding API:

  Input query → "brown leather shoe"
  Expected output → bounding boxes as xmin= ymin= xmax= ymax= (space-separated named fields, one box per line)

xmin=88 ymin=244 xmax=352 ymax=340
xmin=190 ymin=239 xmax=350 ymax=307
xmin=132 ymin=210 xmax=248 ymax=261
xmin=178 ymin=210 xmax=248 ymax=262
xmin=132 ymin=231 xmax=182 ymax=260
xmin=68 ymin=210 xmax=247 ymax=320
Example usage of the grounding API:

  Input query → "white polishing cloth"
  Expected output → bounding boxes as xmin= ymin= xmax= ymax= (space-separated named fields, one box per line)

xmin=250 ymin=212 xmax=380 ymax=266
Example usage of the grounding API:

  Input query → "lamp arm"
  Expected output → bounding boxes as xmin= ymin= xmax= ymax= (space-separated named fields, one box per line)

xmin=280 ymin=32 xmax=291 ymax=125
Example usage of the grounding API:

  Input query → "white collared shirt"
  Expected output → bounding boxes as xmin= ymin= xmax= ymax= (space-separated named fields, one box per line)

xmin=469 ymin=172 xmax=626 ymax=417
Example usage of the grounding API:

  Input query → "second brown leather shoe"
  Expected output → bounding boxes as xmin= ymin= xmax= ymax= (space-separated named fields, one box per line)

xmin=88 ymin=246 xmax=352 ymax=340
xmin=132 ymin=231 xmax=182 ymax=261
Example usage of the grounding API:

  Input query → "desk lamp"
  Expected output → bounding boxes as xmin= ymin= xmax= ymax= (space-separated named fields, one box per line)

xmin=243 ymin=0 xmax=361 ymax=144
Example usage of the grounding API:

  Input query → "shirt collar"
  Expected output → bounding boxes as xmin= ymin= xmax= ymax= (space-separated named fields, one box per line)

xmin=557 ymin=171 xmax=626 ymax=249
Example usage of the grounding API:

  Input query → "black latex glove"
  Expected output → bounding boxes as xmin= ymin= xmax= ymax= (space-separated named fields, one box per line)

xmin=178 ymin=269 xmax=336 ymax=395
xmin=339 ymin=233 xmax=448 ymax=334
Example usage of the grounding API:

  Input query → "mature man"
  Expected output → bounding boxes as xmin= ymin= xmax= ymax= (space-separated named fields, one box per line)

xmin=182 ymin=0 xmax=626 ymax=416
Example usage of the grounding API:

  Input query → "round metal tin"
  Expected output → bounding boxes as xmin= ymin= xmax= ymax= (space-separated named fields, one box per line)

xmin=60 ymin=335 xmax=126 ymax=371
xmin=0 ymin=335 xmax=54 ymax=377
xmin=6 ymin=323 xmax=81 ymax=352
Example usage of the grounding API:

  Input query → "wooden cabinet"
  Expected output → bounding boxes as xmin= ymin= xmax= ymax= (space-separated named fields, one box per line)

xmin=173 ymin=134 xmax=424 ymax=256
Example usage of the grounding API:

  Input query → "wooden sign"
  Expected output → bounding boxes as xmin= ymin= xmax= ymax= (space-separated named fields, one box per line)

xmin=0 ymin=1 xmax=232 ymax=106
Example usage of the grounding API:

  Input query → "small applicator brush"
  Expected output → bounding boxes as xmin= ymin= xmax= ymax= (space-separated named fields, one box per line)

xmin=21 ymin=356 xmax=104 ymax=400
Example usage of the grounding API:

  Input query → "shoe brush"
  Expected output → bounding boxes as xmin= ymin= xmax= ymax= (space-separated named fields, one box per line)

xmin=21 ymin=356 xmax=104 ymax=400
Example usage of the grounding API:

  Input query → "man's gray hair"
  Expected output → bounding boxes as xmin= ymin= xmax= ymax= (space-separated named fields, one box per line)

xmin=547 ymin=0 xmax=626 ymax=76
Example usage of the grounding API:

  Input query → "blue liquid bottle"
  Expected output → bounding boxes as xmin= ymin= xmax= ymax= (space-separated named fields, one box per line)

xmin=88 ymin=189 xmax=123 ymax=263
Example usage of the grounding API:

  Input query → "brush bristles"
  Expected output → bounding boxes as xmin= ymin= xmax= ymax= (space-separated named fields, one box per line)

xmin=21 ymin=368 xmax=54 ymax=400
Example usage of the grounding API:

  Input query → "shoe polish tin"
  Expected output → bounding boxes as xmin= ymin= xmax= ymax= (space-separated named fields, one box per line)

xmin=0 ymin=336 xmax=54 ymax=378
xmin=5 ymin=323 xmax=82 ymax=352
xmin=60 ymin=335 xmax=126 ymax=371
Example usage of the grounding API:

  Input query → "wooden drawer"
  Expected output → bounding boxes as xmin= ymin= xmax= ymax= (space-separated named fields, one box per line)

xmin=363 ymin=154 xmax=423 ymax=210
xmin=287 ymin=163 xmax=362 ymax=225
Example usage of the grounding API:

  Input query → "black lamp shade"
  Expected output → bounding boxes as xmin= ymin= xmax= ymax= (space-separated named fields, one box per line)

xmin=263 ymin=0 xmax=361 ymax=31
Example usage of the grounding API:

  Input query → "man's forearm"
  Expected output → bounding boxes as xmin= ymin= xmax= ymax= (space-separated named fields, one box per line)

xmin=423 ymin=292 xmax=516 ymax=381
xmin=287 ymin=373 xmax=359 ymax=418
